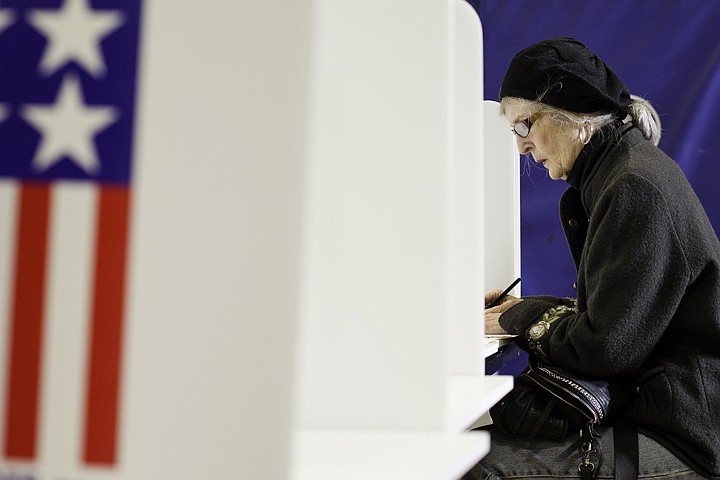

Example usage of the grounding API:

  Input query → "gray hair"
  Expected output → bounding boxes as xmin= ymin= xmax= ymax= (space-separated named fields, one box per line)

xmin=500 ymin=94 xmax=662 ymax=146
xmin=626 ymin=95 xmax=662 ymax=146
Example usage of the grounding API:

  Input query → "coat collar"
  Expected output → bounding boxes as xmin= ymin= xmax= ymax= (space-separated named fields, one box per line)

xmin=565 ymin=121 xmax=636 ymax=211
xmin=565 ymin=120 xmax=631 ymax=192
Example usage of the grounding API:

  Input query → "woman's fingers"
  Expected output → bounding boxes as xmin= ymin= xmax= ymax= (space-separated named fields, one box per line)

xmin=484 ymin=312 xmax=506 ymax=334
xmin=484 ymin=289 xmax=504 ymax=306
xmin=484 ymin=297 xmax=523 ymax=335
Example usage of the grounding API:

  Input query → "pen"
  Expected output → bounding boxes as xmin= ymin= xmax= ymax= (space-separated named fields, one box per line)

xmin=485 ymin=277 xmax=521 ymax=308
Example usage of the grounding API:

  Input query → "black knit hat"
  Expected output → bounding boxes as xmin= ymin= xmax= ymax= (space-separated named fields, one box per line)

xmin=500 ymin=37 xmax=632 ymax=115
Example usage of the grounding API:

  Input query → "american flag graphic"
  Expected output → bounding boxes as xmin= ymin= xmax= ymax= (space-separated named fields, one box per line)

xmin=0 ymin=0 xmax=141 ymax=470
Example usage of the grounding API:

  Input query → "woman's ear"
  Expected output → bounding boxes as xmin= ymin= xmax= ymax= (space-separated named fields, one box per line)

xmin=578 ymin=121 xmax=592 ymax=145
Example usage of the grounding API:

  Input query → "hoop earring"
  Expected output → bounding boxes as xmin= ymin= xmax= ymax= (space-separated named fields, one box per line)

xmin=578 ymin=123 xmax=591 ymax=145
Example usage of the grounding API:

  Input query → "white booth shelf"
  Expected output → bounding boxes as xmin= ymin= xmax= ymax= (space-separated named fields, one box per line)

xmin=292 ymin=430 xmax=490 ymax=480
xmin=292 ymin=373 xmax=513 ymax=480
xmin=447 ymin=374 xmax=514 ymax=433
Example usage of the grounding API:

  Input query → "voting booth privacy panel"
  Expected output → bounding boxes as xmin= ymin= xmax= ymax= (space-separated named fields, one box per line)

xmin=0 ymin=1 xmax=517 ymax=479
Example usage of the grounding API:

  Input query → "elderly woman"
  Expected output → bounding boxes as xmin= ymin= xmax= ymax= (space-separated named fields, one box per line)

xmin=466 ymin=38 xmax=720 ymax=479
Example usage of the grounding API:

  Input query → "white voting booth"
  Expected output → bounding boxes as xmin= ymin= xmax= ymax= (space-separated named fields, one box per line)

xmin=294 ymin=0 xmax=519 ymax=478
xmin=294 ymin=1 xmax=509 ymax=478
xmin=484 ymin=103 xmax=522 ymax=294
xmin=0 ymin=1 xmax=520 ymax=480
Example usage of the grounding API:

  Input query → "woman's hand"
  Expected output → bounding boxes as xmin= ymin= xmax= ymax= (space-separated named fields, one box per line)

xmin=484 ymin=289 xmax=523 ymax=335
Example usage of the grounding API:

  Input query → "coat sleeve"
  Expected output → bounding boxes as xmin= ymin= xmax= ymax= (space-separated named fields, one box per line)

xmin=501 ymin=173 xmax=691 ymax=376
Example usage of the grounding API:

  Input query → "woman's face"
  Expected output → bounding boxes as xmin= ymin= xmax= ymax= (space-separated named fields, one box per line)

xmin=504 ymin=103 xmax=583 ymax=181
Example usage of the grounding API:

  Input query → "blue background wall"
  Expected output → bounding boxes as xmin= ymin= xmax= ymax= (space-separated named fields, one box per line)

xmin=470 ymin=0 xmax=720 ymax=297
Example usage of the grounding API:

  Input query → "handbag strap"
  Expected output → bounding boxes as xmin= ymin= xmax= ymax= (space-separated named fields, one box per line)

xmin=528 ymin=396 xmax=558 ymax=439
xmin=613 ymin=417 xmax=639 ymax=480
xmin=578 ymin=423 xmax=602 ymax=480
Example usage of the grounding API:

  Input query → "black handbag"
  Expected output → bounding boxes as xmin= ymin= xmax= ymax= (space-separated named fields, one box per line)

xmin=522 ymin=359 xmax=613 ymax=425
xmin=490 ymin=358 xmax=614 ymax=438
xmin=490 ymin=358 xmax=630 ymax=479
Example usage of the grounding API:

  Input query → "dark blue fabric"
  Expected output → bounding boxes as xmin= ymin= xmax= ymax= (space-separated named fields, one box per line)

xmin=470 ymin=0 xmax=720 ymax=297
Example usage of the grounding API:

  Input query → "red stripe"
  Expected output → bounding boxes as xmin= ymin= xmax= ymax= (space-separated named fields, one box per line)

xmin=83 ymin=187 xmax=131 ymax=465
xmin=3 ymin=184 xmax=51 ymax=460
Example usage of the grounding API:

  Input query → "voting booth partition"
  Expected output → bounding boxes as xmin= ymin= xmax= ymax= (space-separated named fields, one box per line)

xmin=0 ymin=1 xmax=518 ymax=480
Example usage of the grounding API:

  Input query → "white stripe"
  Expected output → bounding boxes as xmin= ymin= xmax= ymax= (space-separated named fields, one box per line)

xmin=38 ymin=183 xmax=97 ymax=475
xmin=0 ymin=180 xmax=18 ymax=461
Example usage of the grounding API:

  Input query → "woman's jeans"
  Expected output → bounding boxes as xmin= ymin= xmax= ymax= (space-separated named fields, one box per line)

xmin=462 ymin=426 xmax=705 ymax=479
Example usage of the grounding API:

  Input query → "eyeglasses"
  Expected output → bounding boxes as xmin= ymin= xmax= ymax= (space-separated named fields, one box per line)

xmin=511 ymin=115 xmax=537 ymax=138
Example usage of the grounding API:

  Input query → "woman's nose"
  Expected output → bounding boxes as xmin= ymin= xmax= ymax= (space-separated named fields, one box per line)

xmin=515 ymin=135 xmax=532 ymax=155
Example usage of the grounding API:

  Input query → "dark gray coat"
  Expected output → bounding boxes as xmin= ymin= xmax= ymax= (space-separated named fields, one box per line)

xmin=500 ymin=124 xmax=720 ymax=478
